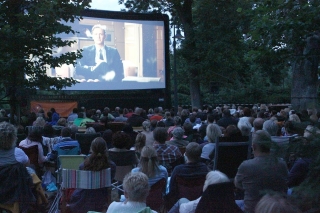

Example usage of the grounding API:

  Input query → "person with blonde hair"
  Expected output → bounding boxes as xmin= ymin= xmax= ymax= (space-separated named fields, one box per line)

xmin=255 ymin=193 xmax=301 ymax=213
xmin=107 ymin=172 xmax=157 ymax=213
xmin=132 ymin=146 xmax=168 ymax=186
xmin=141 ymin=120 xmax=154 ymax=147
xmin=131 ymin=132 xmax=146 ymax=158
xmin=200 ymin=124 xmax=222 ymax=160
xmin=168 ymin=170 xmax=242 ymax=213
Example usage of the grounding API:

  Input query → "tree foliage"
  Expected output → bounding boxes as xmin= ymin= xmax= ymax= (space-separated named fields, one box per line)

xmin=0 ymin=0 xmax=90 ymax=122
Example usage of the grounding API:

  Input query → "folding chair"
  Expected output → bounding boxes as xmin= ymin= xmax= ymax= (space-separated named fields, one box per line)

xmin=146 ymin=178 xmax=167 ymax=212
xmin=75 ymin=133 xmax=101 ymax=155
xmin=213 ymin=137 xmax=252 ymax=179
xmin=108 ymin=150 xmax=137 ymax=192
xmin=49 ymin=168 xmax=112 ymax=213
xmin=18 ymin=145 xmax=43 ymax=177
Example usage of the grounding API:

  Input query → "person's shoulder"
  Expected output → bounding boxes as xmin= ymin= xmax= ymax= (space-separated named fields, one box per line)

xmin=82 ymin=45 xmax=95 ymax=51
xmin=105 ymin=45 xmax=118 ymax=51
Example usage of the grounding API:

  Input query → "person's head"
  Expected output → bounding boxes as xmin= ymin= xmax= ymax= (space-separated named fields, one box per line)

xmin=154 ymin=107 xmax=160 ymax=114
xmin=84 ymin=137 xmax=110 ymax=171
xmin=224 ymin=125 xmax=241 ymax=137
xmin=0 ymin=122 xmax=17 ymax=150
xmin=206 ymin=124 xmax=222 ymax=143
xmin=78 ymin=112 xmax=84 ymax=118
xmin=156 ymin=121 xmax=165 ymax=127
xmin=173 ymin=116 xmax=182 ymax=126
xmin=72 ymin=108 xmax=78 ymax=114
xmin=85 ymin=127 xmax=96 ymax=134
xmin=237 ymin=118 xmax=252 ymax=136
xmin=102 ymin=129 xmax=113 ymax=142
xmin=142 ymin=120 xmax=151 ymax=132
xmin=33 ymin=117 xmax=46 ymax=127
xmin=183 ymin=122 xmax=193 ymax=136
xmin=255 ymin=193 xmax=302 ymax=213
xmin=185 ymin=142 xmax=202 ymax=163
xmin=172 ymin=127 xmax=184 ymax=140
xmin=303 ymin=125 xmax=320 ymax=141
xmin=43 ymin=123 xmax=54 ymax=137
xmin=263 ymin=120 xmax=279 ymax=136
xmin=253 ymin=118 xmax=265 ymax=132
xmin=112 ymin=131 xmax=130 ymax=149
xmin=57 ymin=118 xmax=67 ymax=126
xmin=139 ymin=146 xmax=159 ymax=177
xmin=92 ymin=24 xmax=106 ymax=46
xmin=222 ymin=109 xmax=231 ymax=117
xmin=123 ymin=172 xmax=150 ymax=202
xmin=135 ymin=133 xmax=146 ymax=152
xmin=28 ymin=127 xmax=43 ymax=142
xmin=252 ymin=130 xmax=272 ymax=154
xmin=153 ymin=127 xmax=168 ymax=144
xmin=203 ymin=171 xmax=229 ymax=192
xmin=61 ymin=127 xmax=72 ymax=137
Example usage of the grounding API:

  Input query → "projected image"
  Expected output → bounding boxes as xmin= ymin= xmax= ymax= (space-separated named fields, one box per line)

xmin=50 ymin=13 xmax=167 ymax=90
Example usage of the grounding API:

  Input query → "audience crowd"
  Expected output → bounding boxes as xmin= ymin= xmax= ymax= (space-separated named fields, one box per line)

xmin=1 ymin=103 xmax=320 ymax=212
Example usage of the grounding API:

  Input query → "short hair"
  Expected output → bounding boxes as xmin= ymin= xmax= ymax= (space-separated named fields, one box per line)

xmin=263 ymin=120 xmax=279 ymax=136
xmin=153 ymin=127 xmax=168 ymax=144
xmin=237 ymin=118 xmax=252 ymax=136
xmin=253 ymin=118 xmax=265 ymax=131
xmin=57 ymin=118 xmax=67 ymax=126
xmin=183 ymin=122 xmax=193 ymax=135
xmin=203 ymin=171 xmax=229 ymax=192
xmin=0 ymin=122 xmax=17 ymax=150
xmin=33 ymin=117 xmax=46 ymax=127
xmin=123 ymin=172 xmax=150 ymax=202
xmin=252 ymin=130 xmax=272 ymax=153
xmin=172 ymin=127 xmax=184 ymax=140
xmin=288 ymin=114 xmax=301 ymax=123
xmin=185 ymin=142 xmax=202 ymax=162
xmin=28 ymin=127 xmax=43 ymax=142
xmin=61 ymin=127 xmax=72 ymax=137
xmin=255 ymin=193 xmax=302 ymax=213
xmin=142 ymin=120 xmax=151 ymax=132
xmin=85 ymin=127 xmax=96 ymax=134
xmin=206 ymin=124 xmax=222 ymax=143
xmin=112 ymin=131 xmax=130 ymax=149
xmin=154 ymin=107 xmax=160 ymax=114
xmin=91 ymin=24 xmax=106 ymax=34
xmin=222 ymin=109 xmax=231 ymax=116
xmin=72 ymin=108 xmax=78 ymax=113
xmin=173 ymin=116 xmax=182 ymax=125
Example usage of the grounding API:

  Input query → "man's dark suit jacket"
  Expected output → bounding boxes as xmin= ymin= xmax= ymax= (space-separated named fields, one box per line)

xmin=75 ymin=45 xmax=124 ymax=82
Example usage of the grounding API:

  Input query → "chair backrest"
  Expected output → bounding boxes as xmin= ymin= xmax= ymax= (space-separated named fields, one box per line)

xmin=108 ymin=150 xmax=136 ymax=182
xmin=59 ymin=155 xmax=86 ymax=170
xmin=146 ymin=178 xmax=166 ymax=211
xmin=195 ymin=182 xmax=243 ymax=213
xmin=75 ymin=133 xmax=101 ymax=155
xmin=213 ymin=137 xmax=251 ymax=179
xmin=176 ymin=174 xmax=206 ymax=201
xmin=18 ymin=145 xmax=39 ymax=168
xmin=61 ymin=168 xmax=111 ymax=189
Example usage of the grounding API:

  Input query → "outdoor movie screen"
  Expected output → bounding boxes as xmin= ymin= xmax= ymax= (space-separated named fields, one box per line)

xmin=50 ymin=10 xmax=169 ymax=91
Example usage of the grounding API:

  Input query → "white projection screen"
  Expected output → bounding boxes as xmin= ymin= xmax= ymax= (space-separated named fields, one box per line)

xmin=50 ymin=10 xmax=170 ymax=91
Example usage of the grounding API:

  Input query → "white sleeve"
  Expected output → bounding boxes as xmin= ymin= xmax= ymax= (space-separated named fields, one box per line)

xmin=14 ymin=147 xmax=29 ymax=164
xmin=179 ymin=197 xmax=201 ymax=213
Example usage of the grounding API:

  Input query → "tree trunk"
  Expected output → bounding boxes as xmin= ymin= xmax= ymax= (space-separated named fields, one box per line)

xmin=189 ymin=72 xmax=201 ymax=108
xmin=291 ymin=35 xmax=320 ymax=111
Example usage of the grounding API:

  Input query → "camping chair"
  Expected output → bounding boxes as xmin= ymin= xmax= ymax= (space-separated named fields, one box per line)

xmin=18 ymin=145 xmax=43 ymax=177
xmin=146 ymin=178 xmax=167 ymax=212
xmin=49 ymin=168 xmax=112 ymax=213
xmin=213 ymin=136 xmax=251 ymax=179
xmin=108 ymin=150 xmax=137 ymax=192
xmin=75 ymin=133 xmax=101 ymax=155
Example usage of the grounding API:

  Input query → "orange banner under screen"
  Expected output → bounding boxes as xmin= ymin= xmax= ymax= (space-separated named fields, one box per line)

xmin=30 ymin=101 xmax=78 ymax=118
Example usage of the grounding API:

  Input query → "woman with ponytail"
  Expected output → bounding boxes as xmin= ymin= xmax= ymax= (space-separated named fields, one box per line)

xmin=132 ymin=146 xmax=168 ymax=187
xmin=68 ymin=137 xmax=116 ymax=213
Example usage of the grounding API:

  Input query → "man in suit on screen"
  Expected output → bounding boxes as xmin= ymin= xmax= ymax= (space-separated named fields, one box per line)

xmin=75 ymin=24 xmax=124 ymax=82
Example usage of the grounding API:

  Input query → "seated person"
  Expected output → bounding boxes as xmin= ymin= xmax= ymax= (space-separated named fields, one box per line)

xmin=107 ymin=172 xmax=157 ymax=213
xmin=167 ymin=142 xmax=208 ymax=202
xmin=153 ymin=127 xmax=182 ymax=173
xmin=166 ymin=127 xmax=189 ymax=148
xmin=200 ymin=124 xmax=222 ymax=162
xmin=132 ymin=146 xmax=168 ymax=187
xmin=168 ymin=171 xmax=242 ymax=213
xmin=68 ymin=137 xmax=116 ymax=213
xmin=255 ymin=193 xmax=301 ymax=213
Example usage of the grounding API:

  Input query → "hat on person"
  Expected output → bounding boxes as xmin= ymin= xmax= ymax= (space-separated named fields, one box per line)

xmin=172 ymin=127 xmax=184 ymax=140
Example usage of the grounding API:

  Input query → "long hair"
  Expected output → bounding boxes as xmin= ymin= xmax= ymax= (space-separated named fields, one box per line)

xmin=139 ymin=146 xmax=159 ymax=178
xmin=83 ymin=137 xmax=110 ymax=171
xmin=135 ymin=133 xmax=146 ymax=153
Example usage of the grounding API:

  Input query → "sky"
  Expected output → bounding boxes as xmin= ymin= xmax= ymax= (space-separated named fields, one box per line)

xmin=90 ymin=0 xmax=124 ymax=11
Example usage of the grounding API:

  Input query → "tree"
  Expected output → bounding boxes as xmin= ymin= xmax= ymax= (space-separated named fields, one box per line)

xmin=0 ymin=0 xmax=90 ymax=123
xmin=119 ymin=0 xmax=202 ymax=108
xmin=240 ymin=0 xmax=320 ymax=111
